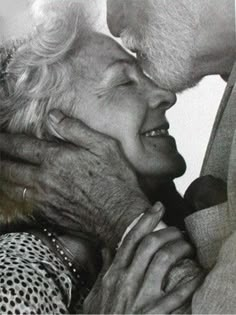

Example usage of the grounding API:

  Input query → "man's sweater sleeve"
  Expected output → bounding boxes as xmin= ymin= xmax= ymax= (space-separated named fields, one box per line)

xmin=191 ymin=229 xmax=236 ymax=313
xmin=185 ymin=202 xmax=231 ymax=269
xmin=185 ymin=201 xmax=236 ymax=313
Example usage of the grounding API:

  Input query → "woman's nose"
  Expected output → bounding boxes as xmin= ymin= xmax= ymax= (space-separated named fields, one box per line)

xmin=148 ymin=88 xmax=177 ymax=110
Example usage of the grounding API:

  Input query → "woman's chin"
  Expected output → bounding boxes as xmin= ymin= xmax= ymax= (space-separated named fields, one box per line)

xmin=133 ymin=153 xmax=186 ymax=181
xmin=166 ymin=154 xmax=187 ymax=179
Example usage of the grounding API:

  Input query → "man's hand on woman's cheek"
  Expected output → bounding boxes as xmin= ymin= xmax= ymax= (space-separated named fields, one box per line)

xmin=0 ymin=110 xmax=150 ymax=248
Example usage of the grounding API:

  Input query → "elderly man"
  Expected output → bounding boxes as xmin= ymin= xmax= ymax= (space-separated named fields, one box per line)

xmin=0 ymin=0 xmax=235 ymax=313
xmin=103 ymin=0 xmax=236 ymax=313
xmin=85 ymin=1 xmax=236 ymax=313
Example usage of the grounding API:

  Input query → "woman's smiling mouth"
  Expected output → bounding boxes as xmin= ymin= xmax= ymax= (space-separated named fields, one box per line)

xmin=141 ymin=123 xmax=170 ymax=137
xmin=143 ymin=128 xmax=169 ymax=137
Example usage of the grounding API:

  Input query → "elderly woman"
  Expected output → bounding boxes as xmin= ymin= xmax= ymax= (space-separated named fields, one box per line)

xmin=0 ymin=1 xmax=203 ymax=314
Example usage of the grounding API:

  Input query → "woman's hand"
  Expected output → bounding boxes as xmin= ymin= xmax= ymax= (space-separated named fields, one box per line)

xmin=0 ymin=110 xmax=150 ymax=248
xmin=83 ymin=204 xmax=203 ymax=314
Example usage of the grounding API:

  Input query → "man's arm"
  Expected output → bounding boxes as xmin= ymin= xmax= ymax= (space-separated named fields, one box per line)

xmin=191 ymin=230 xmax=236 ymax=313
xmin=185 ymin=133 xmax=236 ymax=313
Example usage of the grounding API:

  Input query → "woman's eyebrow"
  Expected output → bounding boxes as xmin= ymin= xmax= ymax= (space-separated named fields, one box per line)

xmin=95 ymin=60 xmax=134 ymax=97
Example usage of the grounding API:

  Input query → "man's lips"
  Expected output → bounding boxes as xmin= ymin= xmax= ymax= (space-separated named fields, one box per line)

xmin=141 ymin=123 xmax=170 ymax=137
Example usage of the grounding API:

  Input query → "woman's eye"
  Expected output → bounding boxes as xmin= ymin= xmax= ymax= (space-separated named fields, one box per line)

xmin=118 ymin=80 xmax=135 ymax=87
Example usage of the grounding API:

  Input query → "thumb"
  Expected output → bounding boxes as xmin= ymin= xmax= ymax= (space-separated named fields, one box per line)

xmin=46 ymin=109 xmax=102 ymax=149
xmin=151 ymin=202 xmax=167 ymax=231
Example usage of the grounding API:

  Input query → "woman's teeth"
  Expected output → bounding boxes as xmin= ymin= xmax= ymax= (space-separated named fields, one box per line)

xmin=143 ymin=129 xmax=169 ymax=137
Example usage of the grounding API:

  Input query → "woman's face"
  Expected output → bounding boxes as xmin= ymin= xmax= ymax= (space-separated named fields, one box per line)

xmin=72 ymin=33 xmax=186 ymax=180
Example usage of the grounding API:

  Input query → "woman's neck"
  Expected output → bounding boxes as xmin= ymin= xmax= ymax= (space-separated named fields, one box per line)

xmin=138 ymin=175 xmax=170 ymax=203
xmin=138 ymin=175 xmax=193 ymax=230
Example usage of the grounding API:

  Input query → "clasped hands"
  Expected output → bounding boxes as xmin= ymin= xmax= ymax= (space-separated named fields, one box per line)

xmin=84 ymin=203 xmax=203 ymax=314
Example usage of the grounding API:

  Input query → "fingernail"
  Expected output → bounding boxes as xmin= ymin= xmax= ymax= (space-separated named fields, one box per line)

xmin=150 ymin=202 xmax=164 ymax=214
xmin=49 ymin=110 xmax=64 ymax=124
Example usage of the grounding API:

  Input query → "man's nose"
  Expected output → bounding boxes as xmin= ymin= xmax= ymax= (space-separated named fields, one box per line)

xmin=147 ymin=87 xmax=177 ymax=110
xmin=107 ymin=0 xmax=125 ymax=37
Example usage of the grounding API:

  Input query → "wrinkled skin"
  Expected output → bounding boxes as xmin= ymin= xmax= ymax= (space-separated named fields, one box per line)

xmin=0 ymin=31 xmax=184 ymax=247
xmin=84 ymin=205 xmax=204 ymax=314
xmin=0 ymin=110 xmax=150 ymax=248
xmin=0 ymin=111 xmax=203 ymax=312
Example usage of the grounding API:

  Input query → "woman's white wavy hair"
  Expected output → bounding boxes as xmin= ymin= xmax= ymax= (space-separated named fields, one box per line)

xmin=0 ymin=0 xmax=94 ymax=137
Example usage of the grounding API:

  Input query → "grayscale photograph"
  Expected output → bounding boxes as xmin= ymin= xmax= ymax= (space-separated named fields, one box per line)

xmin=0 ymin=0 xmax=235 ymax=313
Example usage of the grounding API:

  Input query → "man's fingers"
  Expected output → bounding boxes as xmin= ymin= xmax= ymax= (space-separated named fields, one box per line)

xmin=47 ymin=109 xmax=106 ymax=150
xmin=0 ymin=161 xmax=38 ymax=186
xmin=0 ymin=134 xmax=47 ymax=164
xmin=111 ymin=203 xmax=165 ymax=269
xmin=128 ymin=227 xmax=184 ymax=283
xmin=0 ymin=181 xmax=34 ymax=202
xmin=143 ymin=239 xmax=193 ymax=292
xmin=142 ymin=274 xmax=204 ymax=314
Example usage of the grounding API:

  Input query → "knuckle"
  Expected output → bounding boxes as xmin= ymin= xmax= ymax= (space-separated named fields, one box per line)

xmin=122 ymin=273 xmax=134 ymax=294
xmin=165 ymin=296 xmax=180 ymax=309
xmin=125 ymin=270 xmax=135 ymax=283
xmin=176 ymin=237 xmax=190 ymax=249
xmin=124 ymin=282 xmax=133 ymax=296
xmin=168 ymin=226 xmax=183 ymax=238
xmin=62 ymin=117 xmax=71 ymax=126
xmin=141 ymin=234 xmax=158 ymax=248
xmin=157 ymin=249 xmax=171 ymax=264
xmin=174 ymin=288 xmax=188 ymax=302
xmin=102 ymin=272 xmax=116 ymax=289
xmin=57 ymin=116 xmax=71 ymax=130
